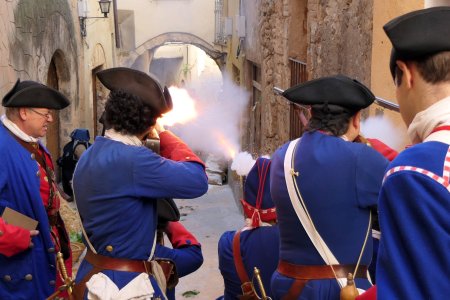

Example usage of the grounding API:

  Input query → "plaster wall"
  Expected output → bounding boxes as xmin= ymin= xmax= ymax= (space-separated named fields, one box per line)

xmin=0 ymin=0 xmax=116 ymax=153
xmin=370 ymin=0 xmax=424 ymax=149
xmin=116 ymin=0 xmax=215 ymax=49
xmin=78 ymin=0 xmax=116 ymax=136
xmin=0 ymin=0 xmax=81 ymax=147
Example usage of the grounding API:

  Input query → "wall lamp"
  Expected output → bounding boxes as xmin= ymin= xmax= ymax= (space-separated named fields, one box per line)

xmin=78 ymin=0 xmax=112 ymax=37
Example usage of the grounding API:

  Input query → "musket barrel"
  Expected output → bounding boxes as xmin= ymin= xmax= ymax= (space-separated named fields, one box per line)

xmin=374 ymin=97 xmax=400 ymax=112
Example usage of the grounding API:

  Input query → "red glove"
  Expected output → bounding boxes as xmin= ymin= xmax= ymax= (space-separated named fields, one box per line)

xmin=159 ymin=131 xmax=205 ymax=168
xmin=356 ymin=285 xmax=377 ymax=300
xmin=0 ymin=218 xmax=31 ymax=257
xmin=165 ymin=221 xmax=200 ymax=248
xmin=367 ymin=138 xmax=398 ymax=161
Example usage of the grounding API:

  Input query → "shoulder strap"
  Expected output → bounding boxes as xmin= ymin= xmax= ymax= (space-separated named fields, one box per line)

xmin=232 ymin=230 xmax=250 ymax=284
xmin=283 ymin=139 xmax=345 ymax=287
xmin=283 ymin=139 xmax=372 ymax=288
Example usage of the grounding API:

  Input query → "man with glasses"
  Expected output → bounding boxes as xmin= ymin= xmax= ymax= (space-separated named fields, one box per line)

xmin=0 ymin=79 xmax=72 ymax=299
xmin=368 ymin=6 xmax=450 ymax=300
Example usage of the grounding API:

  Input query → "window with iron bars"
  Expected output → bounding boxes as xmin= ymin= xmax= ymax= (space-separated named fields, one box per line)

xmin=289 ymin=58 xmax=309 ymax=139
xmin=214 ymin=0 xmax=227 ymax=45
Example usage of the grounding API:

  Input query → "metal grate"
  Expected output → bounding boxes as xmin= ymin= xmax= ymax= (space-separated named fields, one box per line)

xmin=289 ymin=58 xmax=309 ymax=139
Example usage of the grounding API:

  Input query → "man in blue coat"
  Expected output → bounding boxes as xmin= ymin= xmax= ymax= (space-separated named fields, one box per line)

xmin=0 ymin=79 xmax=71 ymax=299
xmin=270 ymin=75 xmax=389 ymax=299
xmin=218 ymin=157 xmax=279 ymax=300
xmin=72 ymin=67 xmax=209 ymax=299
xmin=374 ymin=7 xmax=450 ymax=299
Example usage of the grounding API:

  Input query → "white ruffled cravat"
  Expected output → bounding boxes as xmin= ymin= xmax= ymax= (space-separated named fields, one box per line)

xmin=407 ymin=96 xmax=450 ymax=144
xmin=104 ymin=129 xmax=143 ymax=146
xmin=1 ymin=114 xmax=39 ymax=143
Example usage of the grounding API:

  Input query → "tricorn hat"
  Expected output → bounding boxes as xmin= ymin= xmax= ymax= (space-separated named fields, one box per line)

xmin=282 ymin=75 xmax=375 ymax=110
xmin=384 ymin=6 xmax=450 ymax=78
xmin=2 ymin=79 xmax=70 ymax=109
xmin=97 ymin=67 xmax=173 ymax=116
xmin=157 ymin=198 xmax=180 ymax=224
xmin=241 ymin=157 xmax=276 ymax=227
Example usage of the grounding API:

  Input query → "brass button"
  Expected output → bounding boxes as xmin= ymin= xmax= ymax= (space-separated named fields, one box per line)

xmin=3 ymin=275 xmax=11 ymax=282
xmin=106 ymin=245 xmax=113 ymax=252
xmin=36 ymin=170 xmax=40 ymax=177
xmin=24 ymin=274 xmax=33 ymax=281
xmin=31 ymin=153 xmax=35 ymax=160
xmin=186 ymin=156 xmax=190 ymax=159
xmin=0 ymin=230 xmax=3 ymax=236
xmin=44 ymin=176 xmax=48 ymax=182
xmin=49 ymin=280 xmax=55 ymax=285
xmin=47 ymin=247 xmax=55 ymax=253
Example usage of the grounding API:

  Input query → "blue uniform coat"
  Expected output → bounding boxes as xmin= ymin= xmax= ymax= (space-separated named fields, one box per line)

xmin=377 ymin=141 xmax=450 ymax=299
xmin=218 ymin=226 xmax=280 ymax=299
xmin=73 ymin=133 xmax=208 ymax=299
xmin=270 ymin=131 xmax=388 ymax=299
xmin=0 ymin=124 xmax=57 ymax=300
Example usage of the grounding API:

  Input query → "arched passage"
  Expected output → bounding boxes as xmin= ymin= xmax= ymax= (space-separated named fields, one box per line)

xmin=122 ymin=32 xmax=226 ymax=69
xmin=46 ymin=49 xmax=71 ymax=172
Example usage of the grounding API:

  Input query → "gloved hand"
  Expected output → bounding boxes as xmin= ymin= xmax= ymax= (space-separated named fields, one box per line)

xmin=165 ymin=221 xmax=200 ymax=248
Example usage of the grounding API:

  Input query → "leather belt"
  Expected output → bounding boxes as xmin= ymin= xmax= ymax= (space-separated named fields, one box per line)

xmin=85 ymin=249 xmax=153 ymax=274
xmin=277 ymin=260 xmax=368 ymax=280
xmin=72 ymin=249 xmax=155 ymax=299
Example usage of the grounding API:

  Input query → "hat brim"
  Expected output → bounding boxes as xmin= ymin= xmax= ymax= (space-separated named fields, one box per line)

xmin=97 ymin=67 xmax=172 ymax=115
xmin=2 ymin=80 xmax=70 ymax=109
xmin=282 ymin=75 xmax=375 ymax=110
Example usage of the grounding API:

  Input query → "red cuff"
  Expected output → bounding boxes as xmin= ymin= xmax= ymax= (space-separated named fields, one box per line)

xmin=367 ymin=138 xmax=398 ymax=161
xmin=0 ymin=218 xmax=30 ymax=257
xmin=356 ymin=285 xmax=377 ymax=300
xmin=165 ymin=221 xmax=200 ymax=248
xmin=159 ymin=131 xmax=205 ymax=168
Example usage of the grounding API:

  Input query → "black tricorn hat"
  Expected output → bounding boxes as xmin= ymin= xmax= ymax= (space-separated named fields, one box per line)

xmin=384 ymin=6 xmax=450 ymax=78
xmin=2 ymin=79 xmax=70 ymax=109
xmin=97 ymin=67 xmax=173 ymax=116
xmin=282 ymin=75 xmax=375 ymax=110
xmin=157 ymin=198 xmax=180 ymax=223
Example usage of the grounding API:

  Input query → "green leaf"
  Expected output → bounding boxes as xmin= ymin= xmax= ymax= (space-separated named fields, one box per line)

xmin=182 ymin=290 xmax=200 ymax=297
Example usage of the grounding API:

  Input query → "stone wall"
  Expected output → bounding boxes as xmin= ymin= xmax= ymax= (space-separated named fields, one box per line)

xmin=307 ymin=0 xmax=374 ymax=83
xmin=0 ymin=0 xmax=82 ymax=163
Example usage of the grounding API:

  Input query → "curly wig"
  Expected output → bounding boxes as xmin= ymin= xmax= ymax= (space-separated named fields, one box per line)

xmin=104 ymin=90 xmax=159 ymax=135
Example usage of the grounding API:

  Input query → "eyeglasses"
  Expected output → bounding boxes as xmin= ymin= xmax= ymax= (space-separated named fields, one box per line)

xmin=29 ymin=108 xmax=53 ymax=119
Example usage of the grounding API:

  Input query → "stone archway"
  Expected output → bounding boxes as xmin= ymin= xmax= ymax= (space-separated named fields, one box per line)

xmin=122 ymin=32 xmax=226 ymax=69
xmin=46 ymin=50 xmax=71 ymax=174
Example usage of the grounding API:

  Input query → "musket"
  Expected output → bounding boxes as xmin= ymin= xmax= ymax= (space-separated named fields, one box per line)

xmin=374 ymin=96 xmax=400 ymax=112
xmin=273 ymin=86 xmax=400 ymax=112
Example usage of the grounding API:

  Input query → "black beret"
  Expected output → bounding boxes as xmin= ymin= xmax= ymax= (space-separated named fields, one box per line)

xmin=2 ymin=79 xmax=70 ymax=109
xmin=282 ymin=75 xmax=375 ymax=110
xmin=97 ymin=67 xmax=173 ymax=116
xmin=384 ymin=6 xmax=450 ymax=78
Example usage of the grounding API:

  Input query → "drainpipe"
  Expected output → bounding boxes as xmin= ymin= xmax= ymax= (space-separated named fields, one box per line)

xmin=113 ymin=0 xmax=120 ymax=48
